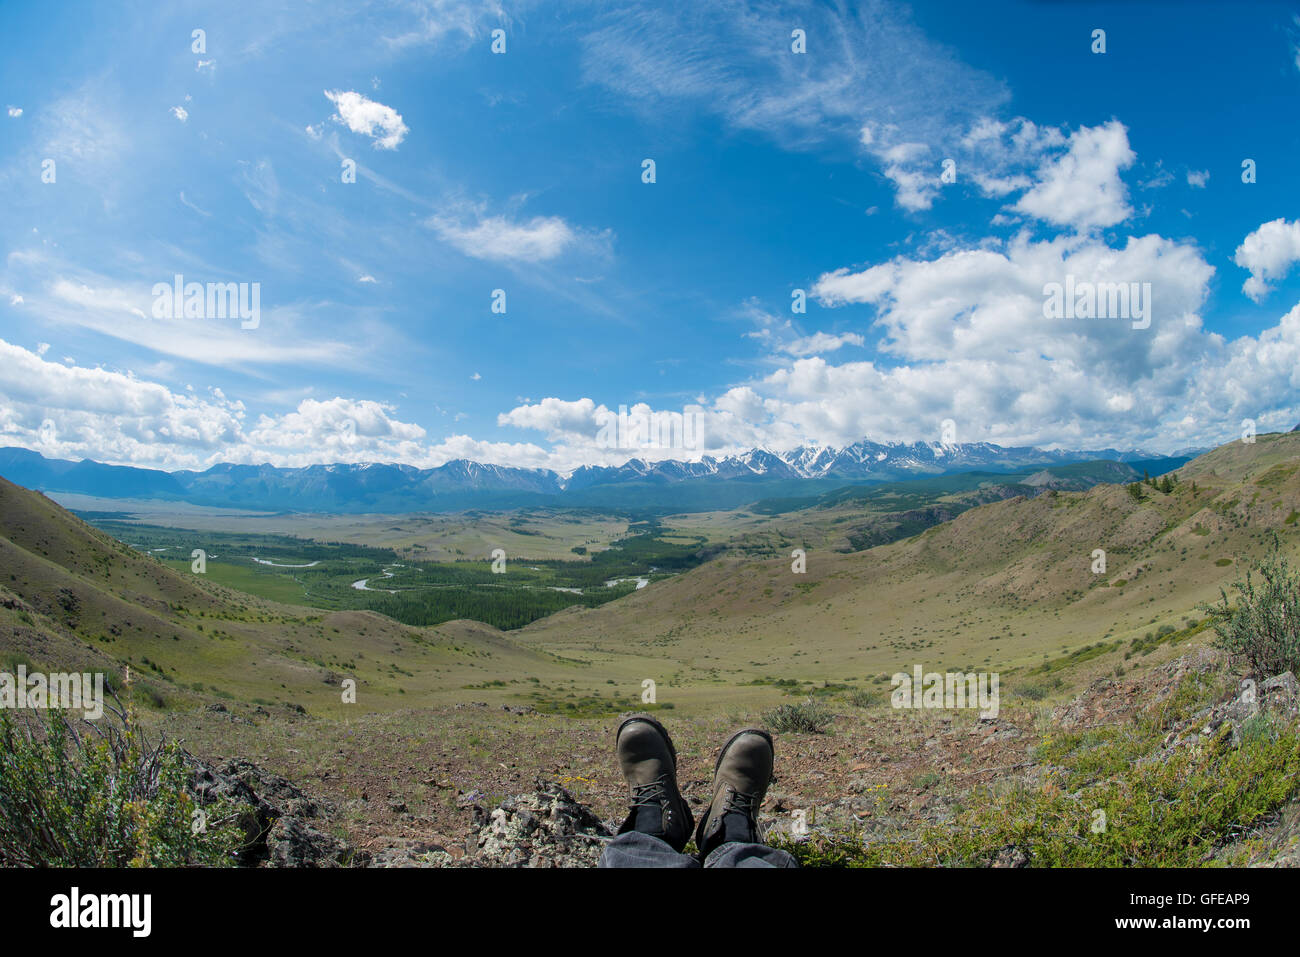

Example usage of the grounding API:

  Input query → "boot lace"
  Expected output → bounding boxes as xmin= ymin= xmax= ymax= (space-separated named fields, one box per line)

xmin=629 ymin=775 xmax=670 ymax=811
xmin=723 ymin=786 xmax=758 ymax=819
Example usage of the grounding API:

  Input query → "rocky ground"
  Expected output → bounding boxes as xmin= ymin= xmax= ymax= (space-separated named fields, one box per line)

xmin=180 ymin=646 xmax=1300 ymax=867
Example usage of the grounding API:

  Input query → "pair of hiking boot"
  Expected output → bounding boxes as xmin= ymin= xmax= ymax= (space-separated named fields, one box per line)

xmin=614 ymin=714 xmax=774 ymax=859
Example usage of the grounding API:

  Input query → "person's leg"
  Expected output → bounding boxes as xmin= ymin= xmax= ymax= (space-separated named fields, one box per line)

xmin=702 ymin=840 xmax=797 ymax=868
xmin=693 ymin=728 xmax=799 ymax=869
xmin=599 ymin=831 xmax=700 ymax=868
xmin=597 ymin=714 xmax=697 ymax=868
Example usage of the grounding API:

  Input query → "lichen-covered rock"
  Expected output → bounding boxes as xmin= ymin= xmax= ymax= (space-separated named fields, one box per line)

xmin=1159 ymin=670 xmax=1300 ymax=754
xmin=188 ymin=756 xmax=353 ymax=867
xmin=446 ymin=779 xmax=614 ymax=867
xmin=265 ymin=816 xmax=353 ymax=868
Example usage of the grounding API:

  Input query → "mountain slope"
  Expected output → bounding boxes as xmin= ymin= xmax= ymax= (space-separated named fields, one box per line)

xmin=0 ymin=476 xmax=573 ymax=714
xmin=509 ymin=432 xmax=1300 ymax=697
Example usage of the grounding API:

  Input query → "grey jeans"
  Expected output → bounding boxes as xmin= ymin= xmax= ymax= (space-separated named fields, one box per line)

xmin=598 ymin=831 xmax=798 ymax=868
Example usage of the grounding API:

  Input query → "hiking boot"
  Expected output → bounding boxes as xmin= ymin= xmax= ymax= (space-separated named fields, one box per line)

xmin=614 ymin=714 xmax=694 ymax=851
xmin=694 ymin=728 xmax=774 ymax=859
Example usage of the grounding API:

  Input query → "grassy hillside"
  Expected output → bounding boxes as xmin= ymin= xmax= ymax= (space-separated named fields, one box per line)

xmin=6 ymin=433 xmax=1299 ymax=718
xmin=2 ymin=434 xmax=1298 ymax=866
xmin=0 ymin=477 xmax=600 ymax=718
xmin=505 ymin=431 xmax=1300 ymax=711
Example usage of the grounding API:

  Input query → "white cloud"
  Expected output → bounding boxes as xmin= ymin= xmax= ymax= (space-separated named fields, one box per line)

xmin=1187 ymin=169 xmax=1209 ymax=188
xmin=324 ymin=90 xmax=408 ymax=150
xmin=170 ymin=106 xmax=189 ymax=123
xmin=1234 ymin=218 xmax=1300 ymax=301
xmin=0 ymin=340 xmax=445 ymax=470
xmin=1014 ymin=121 xmax=1134 ymax=231
xmin=38 ymin=274 xmax=357 ymax=367
xmin=178 ymin=191 xmax=211 ymax=216
xmin=578 ymin=0 xmax=1009 ymax=212
xmin=0 ymin=338 xmax=245 ymax=467
xmin=8 ymin=295 xmax=22 ymax=306
xmin=6 ymin=106 xmax=21 ymax=118
xmin=1138 ymin=161 xmax=1173 ymax=190
xmin=781 ymin=332 xmax=865 ymax=356
xmin=746 ymin=317 xmax=865 ymax=357
xmin=775 ymin=227 xmax=1300 ymax=452
xmin=577 ymin=5 xmax=1148 ymax=227
xmin=380 ymin=0 xmax=507 ymax=49
xmin=430 ymin=213 xmax=579 ymax=262
xmin=498 ymin=397 xmax=600 ymax=438
xmin=358 ymin=274 xmax=377 ymax=283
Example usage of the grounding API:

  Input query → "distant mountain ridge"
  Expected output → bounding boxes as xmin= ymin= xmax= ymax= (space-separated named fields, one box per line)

xmin=0 ymin=440 xmax=1199 ymax=514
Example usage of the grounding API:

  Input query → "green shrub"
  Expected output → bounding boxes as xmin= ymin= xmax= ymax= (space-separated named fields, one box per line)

xmin=779 ymin=671 xmax=1300 ymax=867
xmin=0 ymin=707 xmax=244 ymax=867
xmin=763 ymin=698 xmax=834 ymax=734
xmin=845 ymin=689 xmax=876 ymax=709
xmin=1200 ymin=541 xmax=1300 ymax=678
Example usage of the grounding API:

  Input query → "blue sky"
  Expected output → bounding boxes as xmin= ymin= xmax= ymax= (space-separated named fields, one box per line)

xmin=1 ymin=0 xmax=1299 ymax=473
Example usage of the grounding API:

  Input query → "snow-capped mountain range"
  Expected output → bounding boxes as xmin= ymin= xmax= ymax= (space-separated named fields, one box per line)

xmin=562 ymin=439 xmax=1192 ymax=489
xmin=0 ymin=440 xmax=1198 ymax=514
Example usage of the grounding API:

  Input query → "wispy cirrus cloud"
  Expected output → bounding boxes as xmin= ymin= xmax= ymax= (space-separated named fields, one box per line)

xmin=578 ymin=0 xmax=1009 ymax=210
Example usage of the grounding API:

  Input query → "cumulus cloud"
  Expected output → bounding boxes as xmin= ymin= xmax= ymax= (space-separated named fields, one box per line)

xmin=1014 ymin=121 xmax=1134 ymax=231
xmin=1234 ymin=218 xmax=1300 ymax=302
xmin=495 ymin=263 xmax=1300 ymax=466
xmin=496 ymin=231 xmax=1294 ymax=462
xmin=0 ymin=339 xmax=442 ymax=470
xmin=791 ymin=227 xmax=1300 ymax=451
xmin=324 ymin=90 xmax=408 ymax=149
xmin=498 ymin=397 xmax=600 ymax=439
xmin=6 ymin=106 xmax=21 ymax=118
xmin=0 ymin=338 xmax=244 ymax=467
xmin=170 ymin=105 xmax=188 ymax=123
xmin=1187 ymin=169 xmax=1209 ymax=188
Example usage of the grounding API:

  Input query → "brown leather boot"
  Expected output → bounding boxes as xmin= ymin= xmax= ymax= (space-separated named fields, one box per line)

xmin=614 ymin=714 xmax=694 ymax=851
xmin=694 ymin=728 xmax=774 ymax=859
